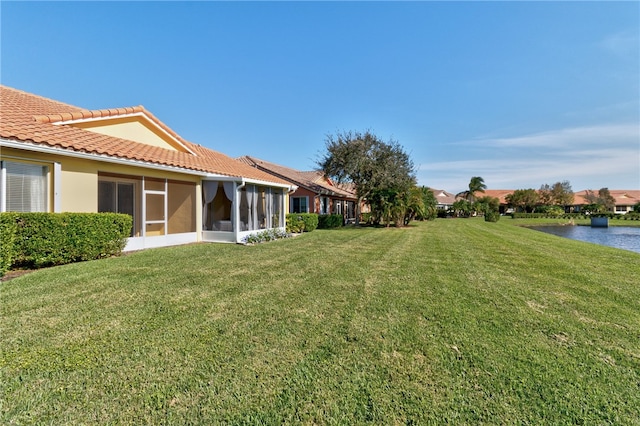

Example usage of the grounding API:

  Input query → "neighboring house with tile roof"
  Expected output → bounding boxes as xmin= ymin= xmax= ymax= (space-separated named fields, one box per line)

xmin=428 ymin=188 xmax=459 ymax=211
xmin=483 ymin=189 xmax=640 ymax=214
xmin=238 ymin=156 xmax=365 ymax=223
xmin=573 ymin=189 xmax=640 ymax=214
xmin=0 ymin=85 xmax=295 ymax=249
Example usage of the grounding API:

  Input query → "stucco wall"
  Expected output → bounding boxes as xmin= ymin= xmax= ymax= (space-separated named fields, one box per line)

xmin=2 ymin=147 xmax=203 ymax=234
xmin=71 ymin=117 xmax=188 ymax=152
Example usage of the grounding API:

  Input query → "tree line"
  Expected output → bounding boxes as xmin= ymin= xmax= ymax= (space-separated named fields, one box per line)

xmin=505 ymin=184 xmax=619 ymax=215
xmin=317 ymin=130 xmax=631 ymax=226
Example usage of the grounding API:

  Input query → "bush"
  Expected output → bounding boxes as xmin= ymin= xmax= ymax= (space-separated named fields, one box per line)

xmin=0 ymin=213 xmax=18 ymax=277
xmin=286 ymin=213 xmax=318 ymax=233
xmin=242 ymin=229 xmax=291 ymax=245
xmin=318 ymin=214 xmax=343 ymax=229
xmin=484 ymin=210 xmax=500 ymax=222
xmin=11 ymin=212 xmax=132 ymax=269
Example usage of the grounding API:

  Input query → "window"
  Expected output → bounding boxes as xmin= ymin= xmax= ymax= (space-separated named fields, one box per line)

xmin=319 ymin=196 xmax=329 ymax=214
xmin=334 ymin=200 xmax=342 ymax=215
xmin=292 ymin=196 xmax=308 ymax=213
xmin=99 ymin=179 xmax=136 ymax=236
xmin=239 ymin=185 xmax=284 ymax=231
xmin=1 ymin=160 xmax=48 ymax=212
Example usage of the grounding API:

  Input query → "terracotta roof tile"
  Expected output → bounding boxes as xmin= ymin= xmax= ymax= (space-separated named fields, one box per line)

xmin=0 ymin=85 xmax=289 ymax=186
xmin=238 ymin=155 xmax=356 ymax=198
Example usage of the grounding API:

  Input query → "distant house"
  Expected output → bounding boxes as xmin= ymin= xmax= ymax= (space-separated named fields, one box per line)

xmin=482 ymin=190 xmax=519 ymax=214
xmin=573 ymin=190 xmax=640 ymax=214
xmin=428 ymin=188 xmax=459 ymax=212
xmin=0 ymin=85 xmax=295 ymax=249
xmin=482 ymin=189 xmax=640 ymax=214
xmin=238 ymin=156 xmax=364 ymax=223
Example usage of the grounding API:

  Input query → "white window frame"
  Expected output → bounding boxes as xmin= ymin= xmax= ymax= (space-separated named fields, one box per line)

xmin=319 ymin=196 xmax=330 ymax=215
xmin=291 ymin=196 xmax=309 ymax=213
xmin=0 ymin=159 xmax=52 ymax=213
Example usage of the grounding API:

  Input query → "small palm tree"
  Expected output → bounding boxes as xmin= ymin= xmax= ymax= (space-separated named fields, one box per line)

xmin=467 ymin=176 xmax=487 ymax=202
xmin=455 ymin=176 xmax=487 ymax=202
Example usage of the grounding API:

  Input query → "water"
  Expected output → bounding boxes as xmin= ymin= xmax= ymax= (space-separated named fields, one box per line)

xmin=532 ymin=225 xmax=640 ymax=254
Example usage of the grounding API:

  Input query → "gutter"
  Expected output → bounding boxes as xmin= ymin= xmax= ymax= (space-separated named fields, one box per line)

xmin=1 ymin=138 xmax=292 ymax=188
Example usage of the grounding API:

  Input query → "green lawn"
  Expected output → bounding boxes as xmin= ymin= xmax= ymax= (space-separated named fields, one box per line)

xmin=2 ymin=219 xmax=639 ymax=424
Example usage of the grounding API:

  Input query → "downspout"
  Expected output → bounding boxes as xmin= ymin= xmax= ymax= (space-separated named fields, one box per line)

xmin=235 ymin=179 xmax=246 ymax=243
xmin=286 ymin=185 xmax=297 ymax=217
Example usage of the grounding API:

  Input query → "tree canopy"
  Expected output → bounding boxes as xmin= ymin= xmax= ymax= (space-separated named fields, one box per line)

xmin=539 ymin=181 xmax=574 ymax=206
xmin=583 ymin=188 xmax=616 ymax=211
xmin=317 ymin=130 xmax=416 ymax=225
xmin=505 ymin=189 xmax=539 ymax=213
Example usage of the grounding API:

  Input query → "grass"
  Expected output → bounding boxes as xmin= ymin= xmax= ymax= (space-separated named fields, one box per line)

xmin=1 ymin=218 xmax=639 ymax=424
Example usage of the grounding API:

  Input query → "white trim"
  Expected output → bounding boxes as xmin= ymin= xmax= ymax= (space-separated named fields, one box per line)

xmin=202 ymin=174 xmax=293 ymax=190
xmin=0 ymin=161 xmax=5 ymax=212
xmin=1 ymin=139 xmax=293 ymax=189
xmin=51 ymin=112 xmax=198 ymax=156
xmin=53 ymin=162 xmax=62 ymax=213
xmin=291 ymin=195 xmax=309 ymax=213
xmin=1 ymin=138 xmax=212 ymax=177
xmin=124 ymin=232 xmax=198 ymax=251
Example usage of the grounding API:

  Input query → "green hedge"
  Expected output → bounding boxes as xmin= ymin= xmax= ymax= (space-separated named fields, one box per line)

xmin=318 ymin=214 xmax=343 ymax=229
xmin=512 ymin=212 xmax=640 ymax=220
xmin=512 ymin=213 xmax=586 ymax=219
xmin=286 ymin=213 xmax=318 ymax=233
xmin=7 ymin=212 xmax=132 ymax=270
xmin=0 ymin=213 xmax=18 ymax=277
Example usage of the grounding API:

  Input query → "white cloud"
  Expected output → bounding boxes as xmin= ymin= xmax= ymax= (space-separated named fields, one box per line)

xmin=418 ymin=123 xmax=640 ymax=192
xmin=456 ymin=124 xmax=638 ymax=150
xmin=598 ymin=30 xmax=640 ymax=58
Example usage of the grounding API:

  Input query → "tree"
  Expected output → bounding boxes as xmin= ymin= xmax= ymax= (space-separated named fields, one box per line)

xmin=551 ymin=181 xmax=574 ymax=207
xmin=417 ymin=187 xmax=438 ymax=221
xmin=476 ymin=196 xmax=500 ymax=222
xmin=318 ymin=130 xmax=416 ymax=225
xmin=451 ymin=199 xmax=472 ymax=218
xmin=584 ymin=188 xmax=616 ymax=212
xmin=539 ymin=181 xmax=573 ymax=207
xmin=505 ymin=189 xmax=539 ymax=213
xmin=457 ymin=176 xmax=487 ymax=202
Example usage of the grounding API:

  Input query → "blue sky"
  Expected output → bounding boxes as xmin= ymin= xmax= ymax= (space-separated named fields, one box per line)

xmin=2 ymin=1 xmax=638 ymax=193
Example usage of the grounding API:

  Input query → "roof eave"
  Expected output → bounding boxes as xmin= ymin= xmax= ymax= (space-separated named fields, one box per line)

xmin=1 ymin=138 xmax=209 ymax=176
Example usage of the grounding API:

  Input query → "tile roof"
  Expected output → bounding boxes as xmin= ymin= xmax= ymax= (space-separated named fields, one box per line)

xmin=0 ymin=85 xmax=290 ymax=186
xmin=574 ymin=189 xmax=640 ymax=206
xmin=238 ymin=155 xmax=357 ymax=199
xmin=428 ymin=188 xmax=459 ymax=205
xmin=482 ymin=189 xmax=519 ymax=204
xmin=484 ymin=189 xmax=640 ymax=206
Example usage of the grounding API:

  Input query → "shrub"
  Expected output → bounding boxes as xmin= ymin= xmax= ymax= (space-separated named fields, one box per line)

xmin=318 ymin=214 xmax=343 ymax=229
xmin=11 ymin=213 xmax=132 ymax=269
xmin=286 ymin=213 xmax=318 ymax=233
xmin=243 ymin=229 xmax=291 ymax=245
xmin=535 ymin=205 xmax=564 ymax=217
xmin=0 ymin=213 xmax=18 ymax=277
xmin=484 ymin=210 xmax=500 ymax=222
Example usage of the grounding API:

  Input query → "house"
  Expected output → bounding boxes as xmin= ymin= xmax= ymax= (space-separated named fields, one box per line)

xmin=238 ymin=156 xmax=363 ymax=223
xmin=428 ymin=188 xmax=459 ymax=212
xmin=482 ymin=189 xmax=640 ymax=214
xmin=482 ymin=190 xmax=519 ymax=214
xmin=573 ymin=190 xmax=640 ymax=214
xmin=0 ymin=85 xmax=295 ymax=249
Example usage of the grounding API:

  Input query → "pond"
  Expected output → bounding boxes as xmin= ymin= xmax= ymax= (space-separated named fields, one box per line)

xmin=532 ymin=225 xmax=640 ymax=254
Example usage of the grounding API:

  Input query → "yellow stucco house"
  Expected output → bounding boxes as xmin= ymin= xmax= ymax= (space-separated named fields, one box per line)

xmin=0 ymin=85 xmax=295 ymax=250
